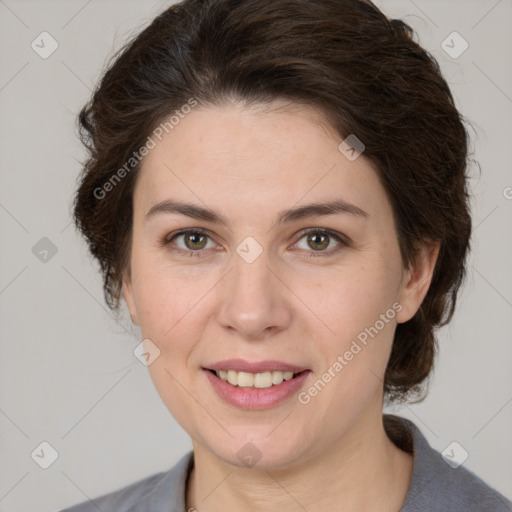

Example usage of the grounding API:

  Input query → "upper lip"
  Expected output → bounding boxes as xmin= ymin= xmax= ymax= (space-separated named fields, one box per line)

xmin=204 ymin=359 xmax=309 ymax=373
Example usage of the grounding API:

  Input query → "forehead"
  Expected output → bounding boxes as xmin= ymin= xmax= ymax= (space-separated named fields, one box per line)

xmin=134 ymin=101 xmax=386 ymax=221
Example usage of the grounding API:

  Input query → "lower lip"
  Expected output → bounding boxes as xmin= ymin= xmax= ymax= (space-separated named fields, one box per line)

xmin=203 ymin=369 xmax=311 ymax=410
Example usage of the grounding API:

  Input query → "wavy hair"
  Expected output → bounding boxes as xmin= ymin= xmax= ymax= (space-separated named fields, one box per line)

xmin=73 ymin=0 xmax=473 ymax=402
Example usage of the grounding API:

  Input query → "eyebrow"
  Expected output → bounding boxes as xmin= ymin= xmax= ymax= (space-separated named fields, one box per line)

xmin=145 ymin=198 xmax=368 ymax=225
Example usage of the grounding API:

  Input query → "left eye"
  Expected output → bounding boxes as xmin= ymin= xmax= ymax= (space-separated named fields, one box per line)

xmin=293 ymin=230 xmax=345 ymax=256
xmin=170 ymin=230 xmax=215 ymax=252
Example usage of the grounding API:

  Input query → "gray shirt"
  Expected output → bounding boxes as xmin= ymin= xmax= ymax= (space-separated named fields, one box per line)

xmin=58 ymin=416 xmax=511 ymax=511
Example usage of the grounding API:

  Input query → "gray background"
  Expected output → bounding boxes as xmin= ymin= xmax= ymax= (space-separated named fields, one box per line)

xmin=0 ymin=1 xmax=511 ymax=510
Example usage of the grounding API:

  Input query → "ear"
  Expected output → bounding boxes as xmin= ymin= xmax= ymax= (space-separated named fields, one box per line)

xmin=395 ymin=241 xmax=440 ymax=324
xmin=122 ymin=267 xmax=140 ymax=326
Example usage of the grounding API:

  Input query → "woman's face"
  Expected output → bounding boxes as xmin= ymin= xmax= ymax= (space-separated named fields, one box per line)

xmin=123 ymin=101 xmax=435 ymax=468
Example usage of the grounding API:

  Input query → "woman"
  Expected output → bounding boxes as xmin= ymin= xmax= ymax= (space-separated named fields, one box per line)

xmin=60 ymin=0 xmax=511 ymax=510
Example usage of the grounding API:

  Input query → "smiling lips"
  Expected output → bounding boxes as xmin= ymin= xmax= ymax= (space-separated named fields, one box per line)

xmin=203 ymin=359 xmax=311 ymax=408
xmin=205 ymin=358 xmax=308 ymax=388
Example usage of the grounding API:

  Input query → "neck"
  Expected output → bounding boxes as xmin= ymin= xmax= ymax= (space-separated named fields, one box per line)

xmin=186 ymin=410 xmax=413 ymax=512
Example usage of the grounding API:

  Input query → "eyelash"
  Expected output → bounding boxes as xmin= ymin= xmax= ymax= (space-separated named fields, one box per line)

xmin=160 ymin=228 xmax=348 ymax=259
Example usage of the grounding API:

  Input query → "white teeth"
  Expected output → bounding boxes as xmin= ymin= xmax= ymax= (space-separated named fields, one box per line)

xmin=237 ymin=371 xmax=254 ymax=387
xmin=272 ymin=372 xmax=284 ymax=385
xmin=214 ymin=369 xmax=299 ymax=388
xmin=254 ymin=371 xmax=272 ymax=388
xmin=227 ymin=370 xmax=238 ymax=386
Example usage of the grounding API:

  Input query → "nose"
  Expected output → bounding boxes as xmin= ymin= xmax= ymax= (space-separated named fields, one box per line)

xmin=215 ymin=245 xmax=293 ymax=340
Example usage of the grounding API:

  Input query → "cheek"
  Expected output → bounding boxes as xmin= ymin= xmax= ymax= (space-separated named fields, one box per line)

xmin=129 ymin=262 xmax=211 ymax=430
xmin=129 ymin=256 xmax=225 ymax=375
xmin=305 ymin=260 xmax=401 ymax=342
xmin=296 ymin=255 xmax=402 ymax=406
xmin=130 ymin=255 xmax=204 ymax=334
xmin=296 ymin=268 xmax=399 ymax=422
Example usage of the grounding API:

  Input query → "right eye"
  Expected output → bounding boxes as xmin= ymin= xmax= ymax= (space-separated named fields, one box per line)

xmin=161 ymin=228 xmax=217 ymax=257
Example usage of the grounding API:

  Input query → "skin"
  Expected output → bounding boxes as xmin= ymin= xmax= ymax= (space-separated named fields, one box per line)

xmin=122 ymin=100 xmax=440 ymax=511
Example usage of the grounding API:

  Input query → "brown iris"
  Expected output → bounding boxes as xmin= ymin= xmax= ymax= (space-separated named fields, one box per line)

xmin=184 ymin=232 xmax=208 ymax=250
xmin=306 ymin=232 xmax=329 ymax=251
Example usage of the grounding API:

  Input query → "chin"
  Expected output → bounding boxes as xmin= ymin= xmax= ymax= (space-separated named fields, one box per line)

xmin=204 ymin=432 xmax=311 ymax=471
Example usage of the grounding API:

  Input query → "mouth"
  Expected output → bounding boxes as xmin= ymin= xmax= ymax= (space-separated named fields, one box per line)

xmin=202 ymin=364 xmax=311 ymax=410
xmin=206 ymin=368 xmax=306 ymax=388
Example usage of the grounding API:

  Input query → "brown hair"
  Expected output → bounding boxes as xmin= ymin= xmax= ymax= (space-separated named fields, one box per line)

xmin=73 ymin=0 xmax=473 ymax=402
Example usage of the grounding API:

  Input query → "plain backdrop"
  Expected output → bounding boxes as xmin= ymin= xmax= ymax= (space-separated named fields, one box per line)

xmin=0 ymin=1 xmax=511 ymax=511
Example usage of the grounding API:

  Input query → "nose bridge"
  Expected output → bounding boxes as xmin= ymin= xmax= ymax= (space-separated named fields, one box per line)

xmin=216 ymin=238 xmax=291 ymax=338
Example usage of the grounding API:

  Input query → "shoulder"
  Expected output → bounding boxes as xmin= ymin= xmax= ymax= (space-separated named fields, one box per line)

xmin=385 ymin=415 xmax=512 ymax=512
xmin=57 ymin=451 xmax=194 ymax=512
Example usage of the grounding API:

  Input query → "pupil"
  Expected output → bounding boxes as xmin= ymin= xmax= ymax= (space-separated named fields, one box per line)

xmin=187 ymin=233 xmax=205 ymax=249
xmin=309 ymin=233 xmax=328 ymax=250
